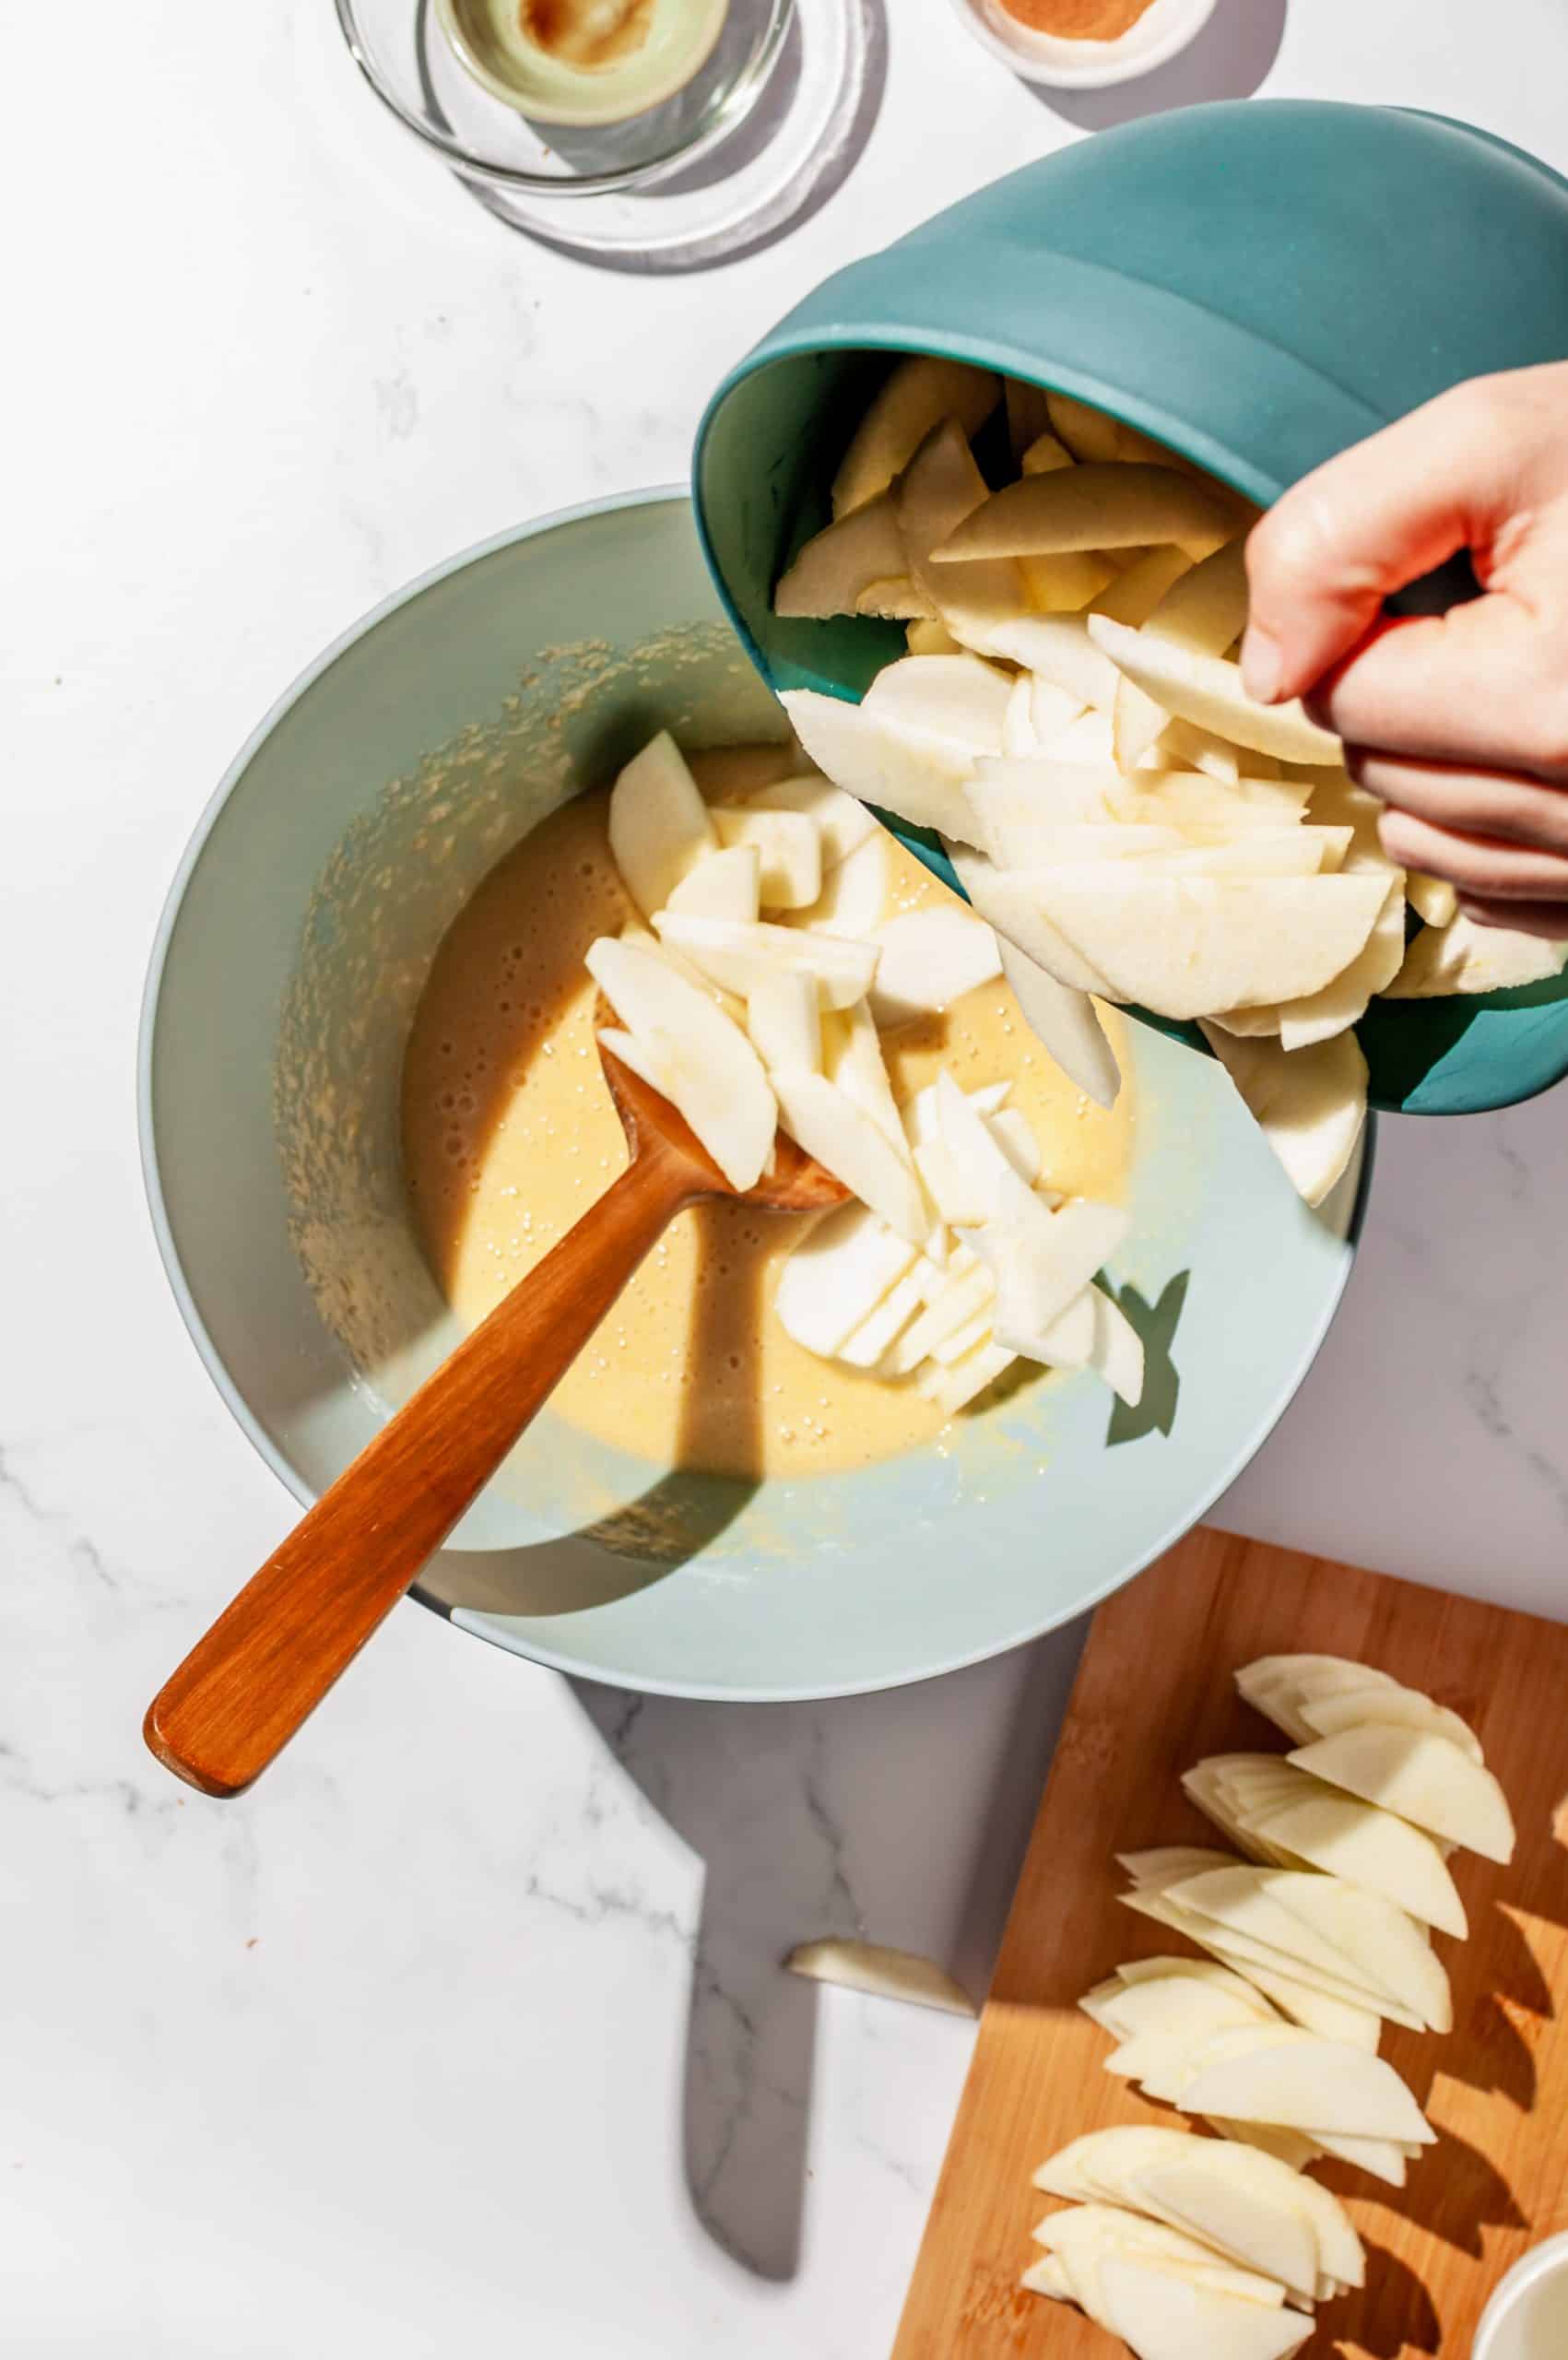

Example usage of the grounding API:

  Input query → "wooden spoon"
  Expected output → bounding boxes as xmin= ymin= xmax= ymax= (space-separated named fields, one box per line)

xmin=144 ymin=1032 xmax=847 ymax=1798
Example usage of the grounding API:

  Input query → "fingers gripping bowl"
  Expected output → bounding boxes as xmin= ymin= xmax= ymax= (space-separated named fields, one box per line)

xmin=142 ymin=491 xmax=1365 ymax=1704
xmin=694 ymin=99 xmax=1568 ymax=1119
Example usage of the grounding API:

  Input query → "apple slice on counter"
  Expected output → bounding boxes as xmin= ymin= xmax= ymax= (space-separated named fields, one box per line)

xmin=1236 ymin=1871 xmax=1451 ymax=2033
xmin=771 ymin=1071 xmax=930 ymax=1243
xmin=1199 ymin=1026 xmax=1368 ymax=1209
xmin=711 ymin=806 xmax=822 ymax=909
xmin=1289 ymin=1725 xmax=1516 ymax=1862
xmin=784 ymin=1937 xmax=975 ymax=2016
xmin=1035 ymin=2204 xmax=1291 ymax=2310
xmin=586 ymin=936 xmax=775 ymax=1192
xmin=745 ymin=969 xmax=821 ymax=1077
xmin=607 ymin=731 xmax=716 ymax=917
xmin=866 ymin=903 xmax=1003 ymax=1025
xmin=1294 ymin=1682 xmax=1482 ymax=1763
xmin=773 ymin=1201 xmax=920 ymax=1358
xmin=1088 ymin=615 xmax=1343 ymax=766
xmin=1040 ymin=2131 xmax=1324 ymax=2304
xmin=654 ymin=911 xmax=878 ymax=1010
xmin=1178 ymin=2026 xmax=1435 ymax=2149
xmin=933 ymin=464 xmax=1235 ymax=566
xmin=778 ymin=686 xmax=978 ymax=840
xmin=1021 ymin=2252 xmax=1074 ymax=2301
xmin=664 ymin=841 xmax=761 ymax=924
xmin=1161 ymin=1865 xmax=1419 ymax=2015
xmin=772 ymin=489 xmax=908 ymax=618
xmin=1384 ymin=910 xmax=1568 ymax=996
xmin=1023 ymin=872 xmax=1386 ymax=1020
xmin=831 ymin=355 xmax=1000 ymax=516
xmin=791 ymin=831 xmax=890 ymax=939
xmin=1251 ymin=1791 xmax=1468 ymax=1941
xmin=1236 ymin=1653 xmax=1398 ymax=1739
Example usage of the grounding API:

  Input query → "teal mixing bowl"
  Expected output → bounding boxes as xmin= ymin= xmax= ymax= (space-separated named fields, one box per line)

xmin=141 ymin=490 xmax=1367 ymax=1705
xmin=694 ymin=99 xmax=1568 ymax=1119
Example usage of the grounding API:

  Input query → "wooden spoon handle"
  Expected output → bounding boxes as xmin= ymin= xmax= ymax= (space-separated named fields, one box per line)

xmin=145 ymin=1139 xmax=695 ymax=1798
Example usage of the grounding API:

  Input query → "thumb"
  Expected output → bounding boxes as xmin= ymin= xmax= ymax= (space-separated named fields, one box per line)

xmin=1240 ymin=383 xmax=1512 ymax=705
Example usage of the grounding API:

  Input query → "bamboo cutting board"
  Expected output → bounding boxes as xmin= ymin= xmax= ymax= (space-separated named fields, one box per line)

xmin=892 ymin=1527 xmax=1568 ymax=2360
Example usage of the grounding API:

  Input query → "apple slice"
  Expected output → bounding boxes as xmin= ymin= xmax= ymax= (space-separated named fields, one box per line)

xmin=979 ymin=610 xmax=1126 ymax=711
xmin=1289 ymin=1725 xmax=1515 ymax=1862
xmin=1384 ymin=911 xmax=1568 ymax=997
xmin=1407 ymin=870 xmax=1458 ymax=929
xmin=1178 ymin=2029 xmax=1434 ymax=2147
xmin=1091 ymin=545 xmax=1195 ymax=628
xmin=1019 ymin=548 xmax=1120 ymax=612
xmin=773 ymin=490 xmax=907 ymax=618
xmin=902 ymin=1075 xmax=1009 ymax=1150
xmin=1122 ymin=2161 xmax=1321 ymax=2308
xmin=1198 ymin=1025 xmax=1368 ymax=1209
xmin=654 ymin=911 xmax=878 ymax=1009
xmin=1113 ymin=540 xmax=1251 ymax=771
xmin=935 ymin=464 xmax=1234 ymax=565
xmin=855 ymin=575 xmax=936 ymax=620
xmin=1251 ymin=1791 xmax=1467 ymax=1940
xmin=664 ymin=842 xmax=762 ymax=924
xmin=824 ymin=997 xmax=911 ymax=1156
xmin=831 ymin=354 xmax=999 ymax=515
xmin=884 ymin=1256 xmax=997 ymax=1372
xmin=963 ymin=1190 xmax=1130 ymax=1351
xmin=905 ymin=617 xmax=963 ymax=657
xmin=792 ymin=832 xmax=890 ymax=940
xmin=1001 ymin=672 xmax=1040 ymax=757
xmin=607 ymin=731 xmax=716 ymax=917
xmin=1027 ymin=872 xmax=1386 ymax=1021
xmin=1040 ymin=2208 xmax=1289 ymax=2315
xmin=934 ymin=1070 xmax=1034 ymax=1218
xmin=1259 ymin=1871 xmax=1451 ymax=2033
xmin=896 ymin=419 xmax=1032 ymax=656
xmin=773 ymin=1201 xmax=920 ymax=1357
xmin=1164 ymin=1866 xmax=1403 ymax=2005
xmin=1045 ymin=708 xmax=1119 ymax=764
xmin=1030 ymin=675 xmax=1089 ymax=742
xmin=1088 ymin=616 xmax=1343 ymax=766
xmin=837 ymin=1265 xmax=926 ymax=1369
xmin=919 ymin=1335 xmax=1015 ymax=1415
xmin=771 ymin=1071 xmax=930 ymax=1243
xmin=1207 ymin=2121 xmax=1324 ymax=2176
xmin=586 ymin=935 xmax=775 ymax=1191
xmin=746 ymin=969 xmax=821 ymax=1076
xmin=1270 ymin=879 xmax=1407 ymax=1050
xmin=946 ymin=848 xmax=1116 ymax=997
xmin=784 ymin=1937 xmax=975 ymax=2015
xmin=867 ymin=904 xmax=1003 ymax=1025
xmin=993 ymin=925 xmax=1120 ymax=1110
xmin=1236 ymin=1653 xmax=1397 ymax=1738
xmin=861 ymin=653 xmax=1015 ymax=754
xmin=1019 ymin=419 xmax=1072 ymax=473
xmin=711 ymin=807 xmax=821 ymax=909
xmin=1296 ymin=1682 xmax=1483 ymax=1764
xmin=1020 ymin=2253 xmax=1074 ymax=2302
xmin=1096 ymin=2260 xmax=1314 ymax=2360
xmin=778 ymin=687 xmax=978 ymax=841
xmin=741 ymin=773 xmax=878 ymax=868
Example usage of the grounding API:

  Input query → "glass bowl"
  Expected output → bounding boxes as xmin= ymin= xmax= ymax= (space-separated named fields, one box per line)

xmin=335 ymin=0 xmax=794 ymax=202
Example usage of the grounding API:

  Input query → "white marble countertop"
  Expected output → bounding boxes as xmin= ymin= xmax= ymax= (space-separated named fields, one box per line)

xmin=9 ymin=1 xmax=1568 ymax=2350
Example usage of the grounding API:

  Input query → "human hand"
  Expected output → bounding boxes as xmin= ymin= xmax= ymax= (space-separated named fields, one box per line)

xmin=1240 ymin=363 xmax=1568 ymax=938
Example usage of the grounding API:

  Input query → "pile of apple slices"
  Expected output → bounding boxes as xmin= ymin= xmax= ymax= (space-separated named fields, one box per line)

xmin=585 ymin=729 xmax=1144 ymax=1414
xmin=1025 ymin=1652 xmax=1515 ymax=2356
xmin=772 ymin=356 xmax=1568 ymax=1208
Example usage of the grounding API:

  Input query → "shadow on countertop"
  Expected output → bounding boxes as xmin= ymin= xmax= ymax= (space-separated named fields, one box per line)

xmin=570 ymin=1618 xmax=1089 ymax=2278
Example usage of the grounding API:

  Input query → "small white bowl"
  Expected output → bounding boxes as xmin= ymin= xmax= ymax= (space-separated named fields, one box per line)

xmin=949 ymin=0 xmax=1218 ymax=89
xmin=1473 ymin=2234 xmax=1568 ymax=2360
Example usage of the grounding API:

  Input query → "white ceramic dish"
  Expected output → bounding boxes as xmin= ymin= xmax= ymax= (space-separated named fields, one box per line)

xmin=1473 ymin=2233 xmax=1568 ymax=2360
xmin=949 ymin=0 xmax=1218 ymax=89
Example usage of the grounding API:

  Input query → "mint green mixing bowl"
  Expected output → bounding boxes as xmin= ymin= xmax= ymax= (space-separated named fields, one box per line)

xmin=141 ymin=490 xmax=1366 ymax=1704
xmin=694 ymin=100 xmax=1568 ymax=1119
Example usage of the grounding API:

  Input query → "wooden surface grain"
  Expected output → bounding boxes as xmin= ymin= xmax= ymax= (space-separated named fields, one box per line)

xmin=891 ymin=1526 xmax=1568 ymax=2359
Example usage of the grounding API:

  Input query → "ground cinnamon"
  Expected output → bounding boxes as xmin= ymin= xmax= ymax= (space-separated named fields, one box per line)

xmin=998 ymin=0 xmax=1155 ymax=36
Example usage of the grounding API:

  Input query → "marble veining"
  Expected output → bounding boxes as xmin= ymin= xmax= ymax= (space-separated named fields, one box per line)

xmin=9 ymin=0 xmax=1568 ymax=2350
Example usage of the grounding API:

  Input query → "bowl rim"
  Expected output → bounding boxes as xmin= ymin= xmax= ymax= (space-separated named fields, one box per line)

xmin=140 ymin=481 xmax=1373 ymax=1705
xmin=333 ymin=0 xmax=796 ymax=197
xmin=947 ymin=0 xmax=1220 ymax=91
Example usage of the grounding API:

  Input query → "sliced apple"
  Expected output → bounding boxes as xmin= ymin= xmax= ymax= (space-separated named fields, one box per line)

xmin=1259 ymin=1870 xmax=1451 ymax=2033
xmin=771 ymin=1071 xmax=930 ymax=1243
xmin=896 ymin=419 xmax=1032 ymax=658
xmin=965 ymin=1190 xmax=1130 ymax=1352
xmin=1091 ymin=545 xmax=1195 ymax=627
xmin=995 ymin=926 xmax=1121 ymax=1110
xmin=607 ymin=731 xmax=716 ymax=917
xmin=1088 ymin=616 xmax=1343 ymax=766
xmin=1296 ymin=1682 xmax=1483 ymax=1764
xmin=1236 ymin=1653 xmax=1397 ymax=1740
xmin=742 ymin=773 xmax=878 ymax=868
xmin=1208 ymin=2121 xmax=1325 ymax=2177
xmin=855 ymin=575 xmax=936 ymax=620
xmin=1271 ymin=879 xmax=1407 ymax=1051
xmin=664 ymin=842 xmax=761 ymax=924
xmin=654 ymin=910 xmax=877 ymax=1010
xmin=773 ymin=1201 xmax=920 ymax=1357
xmin=1020 ymin=2252 xmax=1073 ymax=2302
xmin=1019 ymin=419 xmax=1072 ymax=474
xmin=905 ymin=617 xmax=964 ymax=657
xmin=1384 ymin=911 xmax=1568 ymax=997
xmin=1178 ymin=2029 xmax=1434 ymax=2147
xmin=835 ymin=1263 xmax=926 ymax=1369
xmin=773 ymin=490 xmax=908 ymax=618
xmin=1165 ymin=1866 xmax=1407 ymax=2008
xmin=919 ymin=1334 xmax=1015 ymax=1415
xmin=1288 ymin=1725 xmax=1515 ymax=1862
xmin=867 ymin=904 xmax=1003 ymax=1025
xmin=861 ymin=652 xmax=1015 ymax=754
xmin=945 ymin=850 xmax=1116 ymax=996
xmin=1026 ymin=872 xmax=1386 ymax=1021
xmin=1251 ymin=1790 xmax=1467 ymax=1940
xmin=1406 ymin=870 xmax=1458 ymax=929
xmin=710 ymin=806 xmax=821 ymax=910
xmin=976 ymin=610 xmax=1125 ymax=711
xmin=824 ymin=997 xmax=910 ymax=1153
xmin=1114 ymin=540 xmax=1252 ymax=770
xmin=778 ymin=686 xmax=978 ymax=841
xmin=586 ymin=935 xmax=775 ymax=1192
xmin=1198 ymin=1026 xmax=1368 ymax=1209
xmin=793 ymin=832 xmax=890 ymax=939
xmin=935 ymin=465 xmax=1234 ymax=565
xmin=1030 ymin=675 xmax=1089 ymax=742
xmin=746 ymin=969 xmax=821 ymax=1076
xmin=1043 ymin=706 xmax=1119 ymax=763
xmin=831 ymin=354 xmax=1000 ymax=516
xmin=1097 ymin=2260 xmax=1314 ymax=2360
xmin=783 ymin=1937 xmax=975 ymax=2016
xmin=1041 ymin=2208 xmax=1290 ymax=2316
xmin=1123 ymin=2160 xmax=1321 ymax=2307
xmin=884 ymin=1256 xmax=997 ymax=1372
xmin=1001 ymin=672 xmax=1040 ymax=758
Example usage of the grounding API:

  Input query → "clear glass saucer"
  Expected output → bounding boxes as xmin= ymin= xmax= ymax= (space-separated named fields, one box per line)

xmin=336 ymin=0 xmax=881 ymax=269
